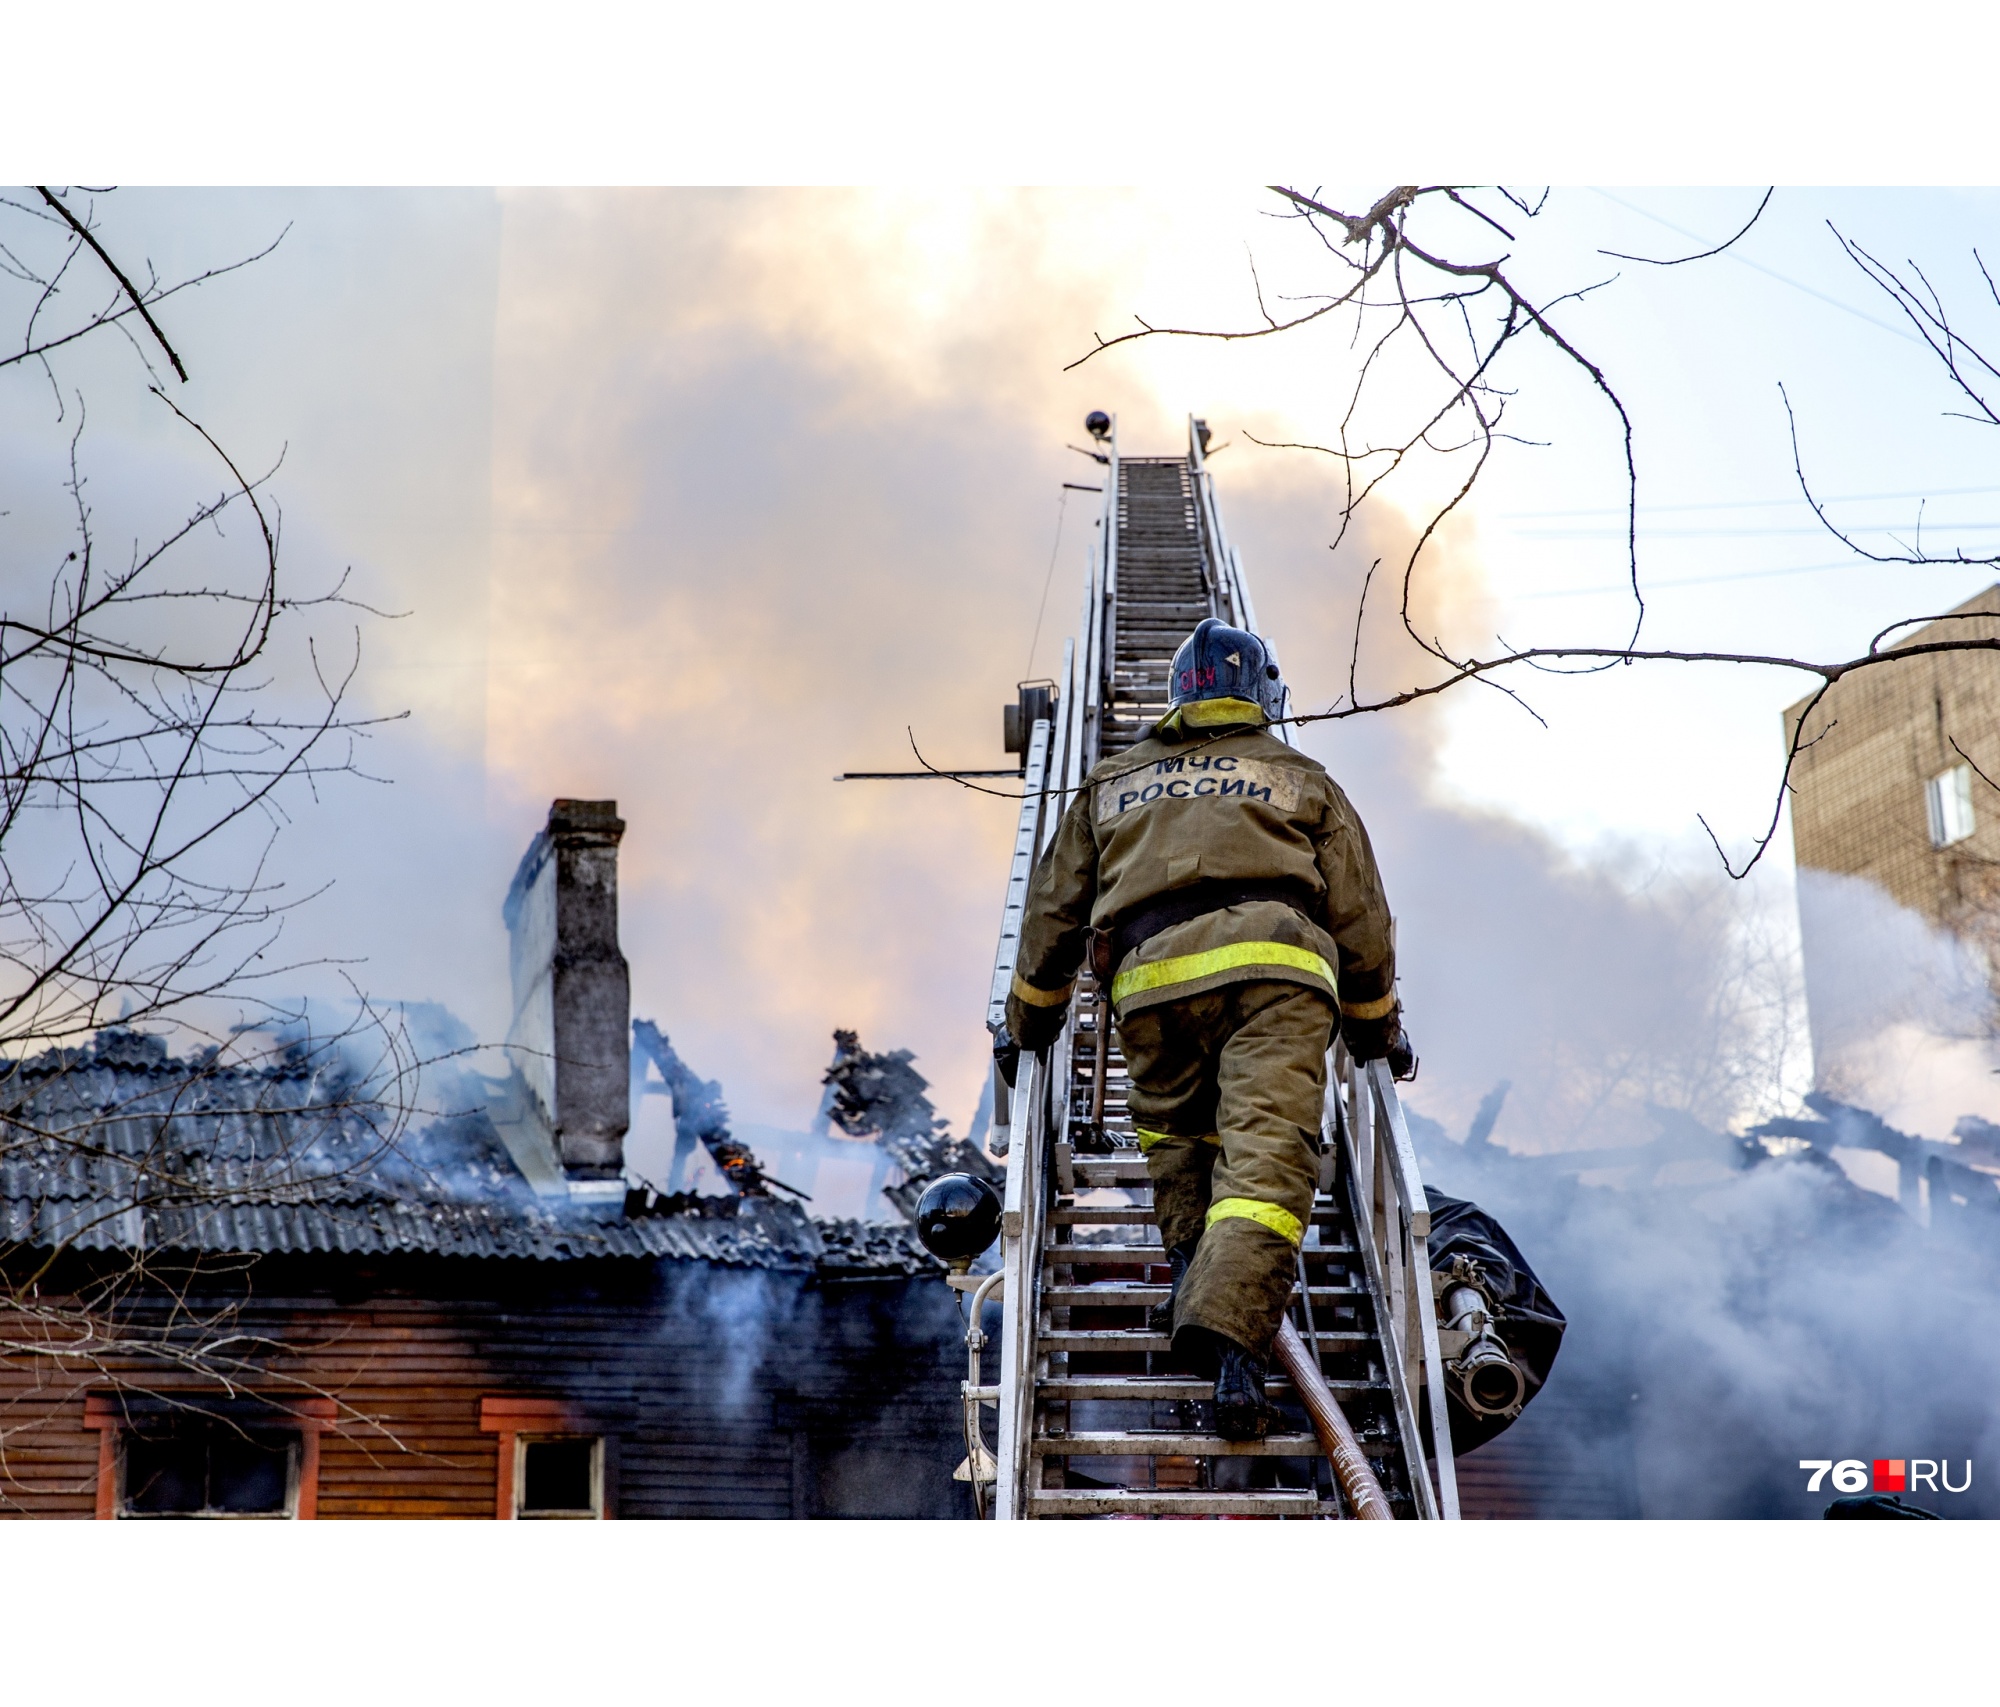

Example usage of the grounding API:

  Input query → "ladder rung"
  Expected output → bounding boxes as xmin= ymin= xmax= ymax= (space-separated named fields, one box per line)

xmin=1025 ymin=1489 xmax=1325 ymax=1517
xmin=1036 ymin=1376 xmax=1388 ymax=1402
xmin=1043 ymin=1244 xmax=1164 ymax=1264
xmin=1045 ymin=1242 xmax=1356 ymax=1264
xmin=1039 ymin=1329 xmax=1373 ymax=1352
xmin=1072 ymin=1160 xmax=1152 ymax=1183
xmin=1040 ymin=1329 xmax=1174 ymax=1351
xmin=1033 ymin=1431 xmax=1321 ymax=1458
xmin=1042 ymin=1284 xmax=1366 ymax=1306
xmin=1048 ymin=1206 xmax=1156 ymax=1225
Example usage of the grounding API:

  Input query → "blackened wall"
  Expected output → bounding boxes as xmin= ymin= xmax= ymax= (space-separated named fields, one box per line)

xmin=0 ymin=1254 xmax=973 ymax=1519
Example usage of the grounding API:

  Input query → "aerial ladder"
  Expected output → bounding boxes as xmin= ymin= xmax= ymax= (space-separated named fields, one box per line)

xmin=976 ymin=417 xmax=1460 ymax=1518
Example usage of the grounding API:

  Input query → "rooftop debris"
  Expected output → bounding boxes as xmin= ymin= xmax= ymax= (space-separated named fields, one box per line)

xmin=631 ymin=1018 xmax=807 ymax=1200
xmin=1 ymin=1029 xmax=931 ymax=1275
xmin=1407 ymin=1079 xmax=2000 ymax=1233
xmin=820 ymin=1029 xmax=999 ymax=1221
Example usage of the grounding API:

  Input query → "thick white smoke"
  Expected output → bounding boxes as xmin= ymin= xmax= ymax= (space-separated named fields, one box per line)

xmin=1795 ymin=867 xmax=2000 ymax=1140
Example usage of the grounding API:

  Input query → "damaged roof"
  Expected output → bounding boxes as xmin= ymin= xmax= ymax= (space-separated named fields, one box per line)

xmin=0 ymin=1031 xmax=936 ymax=1276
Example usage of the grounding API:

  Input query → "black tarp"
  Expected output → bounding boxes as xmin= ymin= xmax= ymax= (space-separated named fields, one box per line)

xmin=1423 ymin=1188 xmax=1567 ymax=1453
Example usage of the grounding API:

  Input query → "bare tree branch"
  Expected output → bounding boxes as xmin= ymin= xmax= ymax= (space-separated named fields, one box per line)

xmin=1051 ymin=185 xmax=2000 ymax=881
xmin=35 ymin=186 xmax=189 ymax=382
xmin=1600 ymin=188 xmax=1774 ymax=266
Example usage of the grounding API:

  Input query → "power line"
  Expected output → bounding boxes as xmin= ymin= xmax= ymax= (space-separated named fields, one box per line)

xmin=1512 ymin=557 xmax=1985 ymax=601
xmin=1502 ymin=484 xmax=2000 ymax=521
xmin=1590 ymin=188 xmax=1921 ymax=346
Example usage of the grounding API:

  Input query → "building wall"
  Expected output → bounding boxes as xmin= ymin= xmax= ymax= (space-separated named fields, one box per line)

xmin=1785 ymin=585 xmax=2000 ymax=931
xmin=0 ymin=1255 xmax=972 ymax=1519
xmin=1785 ymin=586 xmax=2000 ymax=1081
xmin=1450 ymin=1377 xmax=1641 ymax=1519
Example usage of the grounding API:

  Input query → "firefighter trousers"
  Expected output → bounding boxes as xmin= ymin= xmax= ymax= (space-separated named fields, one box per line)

xmin=1115 ymin=979 xmax=1334 ymax=1360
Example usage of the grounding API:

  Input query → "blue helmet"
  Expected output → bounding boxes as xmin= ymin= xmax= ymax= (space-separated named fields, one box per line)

xmin=1169 ymin=617 xmax=1285 ymax=722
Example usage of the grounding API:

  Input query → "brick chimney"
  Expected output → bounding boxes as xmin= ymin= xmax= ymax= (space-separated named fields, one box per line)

xmin=500 ymin=800 xmax=631 ymax=1186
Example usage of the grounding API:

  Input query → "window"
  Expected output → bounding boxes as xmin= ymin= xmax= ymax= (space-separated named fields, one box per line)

xmin=122 ymin=1421 xmax=298 ymax=1518
xmin=479 ymin=1395 xmax=612 ymax=1519
xmin=517 ymin=1437 xmax=604 ymax=1518
xmin=1927 ymin=764 xmax=1976 ymax=848
xmin=85 ymin=1393 xmax=332 ymax=1519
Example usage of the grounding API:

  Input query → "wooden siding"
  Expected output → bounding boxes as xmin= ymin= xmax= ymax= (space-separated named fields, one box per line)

xmin=1451 ymin=1377 xmax=1641 ymax=1520
xmin=0 ymin=1254 xmax=972 ymax=1519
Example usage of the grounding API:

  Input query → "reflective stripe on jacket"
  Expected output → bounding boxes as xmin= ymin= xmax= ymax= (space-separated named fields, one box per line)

xmin=1006 ymin=718 xmax=1396 ymax=1028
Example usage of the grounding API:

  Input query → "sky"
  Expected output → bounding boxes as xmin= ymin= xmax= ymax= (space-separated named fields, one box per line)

xmin=6 ymin=185 xmax=1999 ymax=1163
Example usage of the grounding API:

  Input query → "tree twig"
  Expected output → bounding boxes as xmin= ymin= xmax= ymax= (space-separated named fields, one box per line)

xmin=1600 ymin=188 xmax=1774 ymax=265
xmin=35 ymin=187 xmax=189 ymax=382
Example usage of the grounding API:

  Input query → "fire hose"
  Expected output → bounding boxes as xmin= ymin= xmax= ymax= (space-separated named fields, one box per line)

xmin=1272 ymin=1317 xmax=1394 ymax=1520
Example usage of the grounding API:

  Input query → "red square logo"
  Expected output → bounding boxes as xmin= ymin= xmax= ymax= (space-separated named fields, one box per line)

xmin=1873 ymin=1459 xmax=1906 ymax=1492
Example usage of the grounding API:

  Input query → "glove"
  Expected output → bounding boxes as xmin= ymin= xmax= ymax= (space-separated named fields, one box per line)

xmin=1345 ymin=1009 xmax=1417 ymax=1081
xmin=1004 ymin=991 xmax=1069 ymax=1057
xmin=992 ymin=1025 xmax=1021 ymax=1090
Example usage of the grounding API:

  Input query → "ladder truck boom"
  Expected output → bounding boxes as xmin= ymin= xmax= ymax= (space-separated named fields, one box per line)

xmin=968 ymin=416 xmax=1461 ymax=1518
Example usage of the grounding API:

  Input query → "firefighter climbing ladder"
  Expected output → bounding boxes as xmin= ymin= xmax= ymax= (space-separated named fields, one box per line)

xmin=981 ymin=418 xmax=1460 ymax=1518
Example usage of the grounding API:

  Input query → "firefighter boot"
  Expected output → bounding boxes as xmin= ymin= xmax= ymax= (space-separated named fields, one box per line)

xmin=1147 ymin=1240 xmax=1199 ymax=1334
xmin=1212 ymin=1335 xmax=1274 ymax=1442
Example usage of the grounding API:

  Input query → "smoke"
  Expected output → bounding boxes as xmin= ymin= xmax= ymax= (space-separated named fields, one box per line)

xmin=1795 ymin=867 xmax=2000 ymax=1139
xmin=1212 ymin=476 xmax=1812 ymax=1154
xmin=1219 ymin=480 xmax=2000 ymax=1516
xmin=667 ymin=1264 xmax=790 ymax=1417
xmin=14 ymin=187 xmax=1819 ymax=1153
xmin=1424 ymin=1126 xmax=2000 ymax=1517
xmin=26 ymin=191 xmax=1998 ymax=1512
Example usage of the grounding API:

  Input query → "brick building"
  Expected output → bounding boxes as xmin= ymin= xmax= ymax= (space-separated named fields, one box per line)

xmin=1784 ymin=585 xmax=2000 ymax=1084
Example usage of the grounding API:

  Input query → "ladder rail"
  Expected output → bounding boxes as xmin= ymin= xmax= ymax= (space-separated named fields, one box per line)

xmin=1367 ymin=1056 xmax=1462 ymax=1519
xmin=1046 ymin=635 xmax=1079 ymax=854
xmin=1187 ymin=415 xmax=1270 ymax=731
xmin=986 ymin=716 xmax=1055 ymax=1035
xmin=994 ymin=1044 xmax=1047 ymax=1518
xmin=992 ymin=714 xmax=1055 ymax=1519
xmin=1333 ymin=1045 xmax=1461 ymax=1519
xmin=1098 ymin=421 xmax=1120 ymax=731
xmin=1187 ymin=416 xmax=1229 ymax=616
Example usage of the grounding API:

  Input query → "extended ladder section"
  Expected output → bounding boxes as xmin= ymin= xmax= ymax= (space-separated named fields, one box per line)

xmin=982 ymin=418 xmax=1459 ymax=1518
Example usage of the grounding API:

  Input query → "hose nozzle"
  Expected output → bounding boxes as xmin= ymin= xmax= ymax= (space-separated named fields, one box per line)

xmin=1442 ymin=1282 xmax=1527 ymax=1419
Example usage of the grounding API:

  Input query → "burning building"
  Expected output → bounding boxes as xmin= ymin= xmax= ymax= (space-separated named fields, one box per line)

xmin=1405 ymin=1081 xmax=2000 ymax=1519
xmin=0 ymin=802 xmax=974 ymax=1519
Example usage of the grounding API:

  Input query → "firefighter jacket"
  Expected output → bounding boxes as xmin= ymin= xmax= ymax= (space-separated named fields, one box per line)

xmin=1005 ymin=707 xmax=1398 ymax=1048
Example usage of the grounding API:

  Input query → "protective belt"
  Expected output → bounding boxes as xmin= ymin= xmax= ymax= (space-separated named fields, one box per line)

xmin=1089 ymin=876 xmax=1318 ymax=981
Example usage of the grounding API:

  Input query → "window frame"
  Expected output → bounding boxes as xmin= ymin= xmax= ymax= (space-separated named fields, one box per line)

xmin=479 ymin=1395 xmax=614 ymax=1520
xmin=1927 ymin=763 xmax=1976 ymax=848
xmin=120 ymin=1424 xmax=302 ymax=1520
xmin=514 ymin=1434 xmax=606 ymax=1520
xmin=84 ymin=1393 xmax=336 ymax=1520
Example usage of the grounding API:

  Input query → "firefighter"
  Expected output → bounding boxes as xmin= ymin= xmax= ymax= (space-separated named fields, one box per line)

xmin=1000 ymin=617 xmax=1413 ymax=1440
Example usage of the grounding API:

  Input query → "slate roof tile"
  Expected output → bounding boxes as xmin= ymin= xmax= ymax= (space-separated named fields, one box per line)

xmin=0 ymin=1033 xmax=935 ymax=1276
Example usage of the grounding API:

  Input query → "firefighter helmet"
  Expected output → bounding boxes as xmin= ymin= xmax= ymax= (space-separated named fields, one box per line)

xmin=1169 ymin=617 xmax=1285 ymax=721
xmin=914 ymin=1172 xmax=1002 ymax=1263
